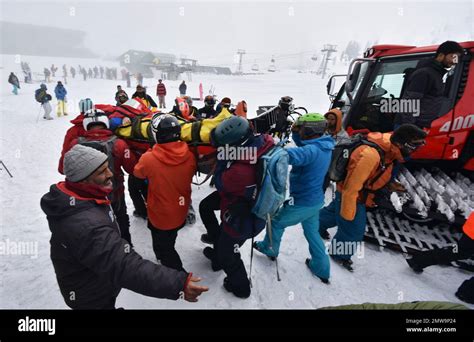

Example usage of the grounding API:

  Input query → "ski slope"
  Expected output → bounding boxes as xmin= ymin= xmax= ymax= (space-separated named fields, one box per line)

xmin=1 ymin=54 xmax=472 ymax=309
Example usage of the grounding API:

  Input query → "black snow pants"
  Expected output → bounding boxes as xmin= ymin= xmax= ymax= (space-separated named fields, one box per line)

xmin=199 ymin=190 xmax=221 ymax=242
xmin=128 ymin=174 xmax=148 ymax=217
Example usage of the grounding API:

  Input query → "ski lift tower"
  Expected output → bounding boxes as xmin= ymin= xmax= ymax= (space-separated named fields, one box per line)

xmin=236 ymin=49 xmax=246 ymax=75
xmin=318 ymin=44 xmax=337 ymax=79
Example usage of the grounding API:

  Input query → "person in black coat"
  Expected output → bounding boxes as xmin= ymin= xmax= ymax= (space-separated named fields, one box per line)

xmin=8 ymin=72 xmax=20 ymax=95
xmin=132 ymin=85 xmax=157 ymax=109
xmin=197 ymin=95 xmax=217 ymax=119
xmin=179 ymin=81 xmax=187 ymax=96
xmin=397 ymin=41 xmax=463 ymax=128
xmin=40 ymin=144 xmax=208 ymax=309
xmin=115 ymin=85 xmax=129 ymax=105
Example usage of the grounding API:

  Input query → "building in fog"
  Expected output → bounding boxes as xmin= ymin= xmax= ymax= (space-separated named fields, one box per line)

xmin=118 ymin=49 xmax=232 ymax=80
xmin=118 ymin=50 xmax=177 ymax=78
xmin=0 ymin=21 xmax=97 ymax=58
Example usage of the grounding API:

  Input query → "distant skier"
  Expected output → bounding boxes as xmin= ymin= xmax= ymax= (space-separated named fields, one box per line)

xmin=81 ymin=68 xmax=87 ymax=81
xmin=136 ymin=73 xmax=144 ymax=86
xmin=100 ymin=66 xmax=104 ymax=78
xmin=8 ymin=72 xmax=20 ymax=95
xmin=50 ymin=64 xmax=58 ymax=77
xmin=179 ymin=81 xmax=187 ymax=96
xmin=54 ymin=81 xmax=69 ymax=117
xmin=21 ymin=62 xmax=31 ymax=83
xmin=156 ymin=79 xmax=167 ymax=109
xmin=35 ymin=83 xmax=53 ymax=120
xmin=93 ymin=66 xmax=99 ymax=78
xmin=125 ymin=71 xmax=131 ymax=88
xmin=88 ymin=68 xmax=93 ymax=78
xmin=44 ymin=68 xmax=51 ymax=83
xmin=70 ymin=66 xmax=76 ymax=79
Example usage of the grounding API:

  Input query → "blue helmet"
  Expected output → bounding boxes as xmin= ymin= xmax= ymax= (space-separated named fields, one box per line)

xmin=211 ymin=116 xmax=252 ymax=146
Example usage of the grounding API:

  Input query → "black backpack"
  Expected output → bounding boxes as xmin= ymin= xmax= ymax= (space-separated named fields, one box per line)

xmin=327 ymin=134 xmax=386 ymax=182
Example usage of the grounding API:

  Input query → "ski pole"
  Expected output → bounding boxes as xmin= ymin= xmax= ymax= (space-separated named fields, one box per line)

xmin=248 ymin=236 xmax=254 ymax=288
xmin=0 ymin=160 xmax=13 ymax=178
xmin=267 ymin=213 xmax=281 ymax=281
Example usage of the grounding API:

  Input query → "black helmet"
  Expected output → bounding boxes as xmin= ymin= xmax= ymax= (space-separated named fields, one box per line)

xmin=151 ymin=114 xmax=181 ymax=144
xmin=204 ymin=95 xmax=216 ymax=106
xmin=279 ymin=96 xmax=294 ymax=111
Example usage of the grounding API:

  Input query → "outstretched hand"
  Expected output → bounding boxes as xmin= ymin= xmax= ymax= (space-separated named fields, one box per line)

xmin=184 ymin=277 xmax=209 ymax=302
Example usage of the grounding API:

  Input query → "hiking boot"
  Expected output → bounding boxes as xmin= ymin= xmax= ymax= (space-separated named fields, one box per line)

xmin=186 ymin=206 xmax=196 ymax=225
xmin=406 ymin=257 xmax=424 ymax=274
xmin=320 ymin=230 xmax=331 ymax=240
xmin=203 ymin=247 xmax=222 ymax=271
xmin=223 ymin=277 xmax=250 ymax=299
xmin=132 ymin=210 xmax=147 ymax=220
xmin=201 ymin=234 xmax=215 ymax=245
xmin=330 ymin=255 xmax=354 ymax=272
xmin=252 ymin=241 xmax=276 ymax=261
xmin=305 ymin=258 xmax=330 ymax=284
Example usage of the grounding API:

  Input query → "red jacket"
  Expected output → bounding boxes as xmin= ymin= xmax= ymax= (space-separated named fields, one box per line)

xmin=134 ymin=142 xmax=196 ymax=230
xmin=156 ymin=83 xmax=167 ymax=96
xmin=97 ymin=101 xmax=153 ymax=157
xmin=59 ymin=114 xmax=86 ymax=173
xmin=58 ymin=129 xmax=137 ymax=200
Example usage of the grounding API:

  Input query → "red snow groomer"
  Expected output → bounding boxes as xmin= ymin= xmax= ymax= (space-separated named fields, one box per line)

xmin=327 ymin=42 xmax=474 ymax=261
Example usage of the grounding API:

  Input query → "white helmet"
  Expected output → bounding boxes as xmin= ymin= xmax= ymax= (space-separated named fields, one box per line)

xmin=82 ymin=109 xmax=109 ymax=130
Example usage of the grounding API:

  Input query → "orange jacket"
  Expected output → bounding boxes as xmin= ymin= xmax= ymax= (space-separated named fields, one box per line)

xmin=337 ymin=132 xmax=403 ymax=221
xmin=133 ymin=141 xmax=196 ymax=230
xmin=325 ymin=109 xmax=343 ymax=134
xmin=463 ymin=212 xmax=474 ymax=240
xmin=325 ymin=108 xmax=350 ymax=143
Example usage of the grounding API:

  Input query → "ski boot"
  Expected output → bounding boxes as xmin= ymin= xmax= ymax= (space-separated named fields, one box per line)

xmin=305 ymin=259 xmax=330 ymax=284
xmin=319 ymin=230 xmax=331 ymax=240
xmin=223 ymin=277 xmax=251 ymax=299
xmin=203 ymin=247 xmax=222 ymax=272
xmin=330 ymin=255 xmax=354 ymax=272
xmin=132 ymin=210 xmax=147 ymax=220
xmin=406 ymin=257 xmax=424 ymax=274
xmin=201 ymin=234 xmax=215 ymax=245
xmin=252 ymin=241 xmax=276 ymax=261
xmin=186 ymin=205 xmax=196 ymax=225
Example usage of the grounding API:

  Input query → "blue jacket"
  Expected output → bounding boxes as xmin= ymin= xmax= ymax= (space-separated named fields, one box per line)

xmin=287 ymin=133 xmax=335 ymax=206
xmin=54 ymin=85 xmax=67 ymax=100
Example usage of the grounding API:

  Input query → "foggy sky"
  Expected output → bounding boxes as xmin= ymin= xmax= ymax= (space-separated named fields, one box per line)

xmin=1 ymin=0 xmax=472 ymax=67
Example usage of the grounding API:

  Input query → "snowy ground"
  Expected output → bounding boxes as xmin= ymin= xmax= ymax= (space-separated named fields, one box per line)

xmin=1 ymin=54 xmax=472 ymax=309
